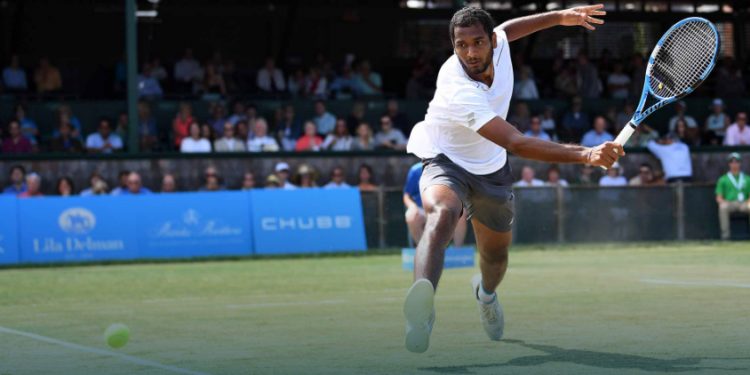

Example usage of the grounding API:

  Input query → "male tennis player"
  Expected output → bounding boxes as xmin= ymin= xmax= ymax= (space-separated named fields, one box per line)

xmin=404 ymin=5 xmax=624 ymax=353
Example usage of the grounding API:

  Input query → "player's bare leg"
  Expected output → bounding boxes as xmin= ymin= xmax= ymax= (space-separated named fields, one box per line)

xmin=452 ymin=210 xmax=468 ymax=247
xmin=405 ymin=205 xmax=426 ymax=244
xmin=404 ymin=184 xmax=462 ymax=353
xmin=470 ymin=218 xmax=511 ymax=341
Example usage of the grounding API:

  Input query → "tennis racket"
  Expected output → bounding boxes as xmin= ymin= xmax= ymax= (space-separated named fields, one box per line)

xmin=609 ymin=17 xmax=720 ymax=156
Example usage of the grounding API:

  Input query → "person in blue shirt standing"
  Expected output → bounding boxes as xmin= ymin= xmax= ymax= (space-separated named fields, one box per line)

xmin=404 ymin=162 xmax=467 ymax=247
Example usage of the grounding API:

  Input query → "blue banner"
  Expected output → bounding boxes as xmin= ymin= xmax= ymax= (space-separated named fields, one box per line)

xmin=136 ymin=192 xmax=253 ymax=258
xmin=251 ymin=188 xmax=367 ymax=255
xmin=401 ymin=247 xmax=475 ymax=271
xmin=0 ymin=197 xmax=19 ymax=265
xmin=17 ymin=197 xmax=139 ymax=263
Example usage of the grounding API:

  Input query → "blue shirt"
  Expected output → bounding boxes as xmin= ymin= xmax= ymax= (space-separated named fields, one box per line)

xmin=2 ymin=67 xmax=27 ymax=90
xmin=581 ymin=130 xmax=614 ymax=147
xmin=138 ymin=75 xmax=163 ymax=98
xmin=117 ymin=187 xmax=152 ymax=195
xmin=3 ymin=183 xmax=27 ymax=195
xmin=524 ymin=130 xmax=551 ymax=141
xmin=314 ymin=112 xmax=337 ymax=135
xmin=404 ymin=162 xmax=423 ymax=208
xmin=86 ymin=133 xmax=124 ymax=153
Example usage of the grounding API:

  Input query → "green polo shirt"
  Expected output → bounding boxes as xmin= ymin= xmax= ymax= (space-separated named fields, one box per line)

xmin=715 ymin=172 xmax=750 ymax=201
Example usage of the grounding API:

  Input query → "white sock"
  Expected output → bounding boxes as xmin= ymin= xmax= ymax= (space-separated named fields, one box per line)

xmin=477 ymin=283 xmax=496 ymax=304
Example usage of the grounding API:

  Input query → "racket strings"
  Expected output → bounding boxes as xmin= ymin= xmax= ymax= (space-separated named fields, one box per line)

xmin=649 ymin=20 xmax=717 ymax=98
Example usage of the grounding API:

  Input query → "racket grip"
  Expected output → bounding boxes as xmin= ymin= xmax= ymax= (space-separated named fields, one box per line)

xmin=599 ymin=123 xmax=636 ymax=170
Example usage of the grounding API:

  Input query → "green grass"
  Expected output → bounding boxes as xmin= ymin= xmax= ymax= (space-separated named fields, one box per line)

xmin=1 ymin=242 xmax=749 ymax=375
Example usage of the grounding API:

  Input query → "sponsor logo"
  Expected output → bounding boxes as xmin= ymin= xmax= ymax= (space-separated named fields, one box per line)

xmin=153 ymin=209 xmax=243 ymax=238
xmin=59 ymin=208 xmax=96 ymax=234
xmin=260 ymin=216 xmax=352 ymax=231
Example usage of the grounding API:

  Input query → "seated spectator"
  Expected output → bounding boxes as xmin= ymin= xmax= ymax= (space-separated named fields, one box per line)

xmin=2 ymin=120 xmax=33 ymax=154
xmin=110 ymin=170 xmax=131 ymax=196
xmin=2 ymin=55 xmax=27 ymax=92
xmin=540 ymin=106 xmax=557 ymax=139
xmin=647 ymin=133 xmax=693 ymax=183
xmin=545 ymin=165 xmax=568 ymax=186
xmin=575 ymin=164 xmax=597 ymax=186
xmin=524 ymin=116 xmax=551 ymax=141
xmin=292 ymin=164 xmax=318 ymax=188
xmin=351 ymin=122 xmax=375 ymax=151
xmin=508 ymin=102 xmax=531 ymax=133
xmin=668 ymin=101 xmax=698 ymax=132
xmin=174 ymin=48 xmax=202 ymax=93
xmin=312 ymin=100 xmax=336 ymax=135
xmin=138 ymin=102 xmax=158 ymax=151
xmin=287 ymin=68 xmax=307 ymax=98
xmin=561 ymin=96 xmax=589 ymax=142
xmin=324 ymin=166 xmax=352 ymax=189
xmin=606 ymin=62 xmax=630 ymax=99
xmin=581 ymin=116 xmax=614 ymax=147
xmin=33 ymin=57 xmax=62 ymax=94
xmin=704 ymin=98 xmax=730 ymax=145
xmin=724 ymin=112 xmax=750 ymax=146
xmin=151 ymin=58 xmax=167 ymax=82
xmin=626 ymin=123 xmax=659 ymax=147
xmin=201 ymin=175 xmax=223 ymax=192
xmin=384 ymin=99 xmax=411 ymax=136
xmin=235 ymin=120 xmax=250 ymax=143
xmin=49 ymin=122 xmax=84 ymax=153
xmin=3 ymin=165 xmax=27 ymax=195
xmin=226 ymin=101 xmax=247 ymax=126
xmin=172 ymin=102 xmax=195 ymax=149
xmin=54 ymin=105 xmax=83 ymax=139
xmin=137 ymin=63 xmax=163 ymax=99
xmin=322 ymin=118 xmax=353 ymax=151
xmin=55 ymin=177 xmax=75 ymax=197
xmin=241 ymin=172 xmax=256 ymax=190
xmin=161 ymin=174 xmax=177 ymax=193
xmin=629 ymin=163 xmax=655 ymax=186
xmin=674 ymin=118 xmax=701 ymax=146
xmin=276 ymin=104 xmax=302 ymax=151
xmin=330 ymin=64 xmax=360 ymax=99
xmin=295 ymin=121 xmax=324 ymax=152
xmin=265 ymin=174 xmax=282 ymax=189
xmin=201 ymin=123 xmax=215 ymax=144
xmin=305 ymin=67 xmax=328 ymax=99
xmin=247 ymin=118 xmax=279 ymax=152
xmin=180 ymin=123 xmax=212 ymax=153
xmin=208 ymin=103 xmax=228 ymax=136
xmin=86 ymin=118 xmax=123 ymax=154
xmin=715 ymin=152 xmax=750 ymax=240
xmin=273 ymin=162 xmax=297 ymax=190
xmin=514 ymin=166 xmax=544 ymax=187
xmin=203 ymin=62 xmax=227 ymax=97
xmin=214 ymin=122 xmax=247 ymax=152
xmin=374 ymin=116 xmax=407 ymax=151
xmin=257 ymin=57 xmax=285 ymax=92
xmin=18 ymin=173 xmax=43 ymax=198
xmin=354 ymin=60 xmax=382 ymax=96
xmin=599 ymin=163 xmax=627 ymax=186
xmin=120 ymin=172 xmax=152 ymax=195
xmin=357 ymin=163 xmax=378 ymax=192
xmin=346 ymin=102 xmax=367 ymax=134
xmin=15 ymin=104 xmax=39 ymax=146
xmin=80 ymin=172 xmax=105 ymax=196
xmin=513 ymin=66 xmax=539 ymax=100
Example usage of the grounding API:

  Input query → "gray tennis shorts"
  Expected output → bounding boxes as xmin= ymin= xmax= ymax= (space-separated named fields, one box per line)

xmin=419 ymin=154 xmax=515 ymax=232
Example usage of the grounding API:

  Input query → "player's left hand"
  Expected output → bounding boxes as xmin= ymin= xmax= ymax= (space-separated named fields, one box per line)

xmin=559 ymin=4 xmax=606 ymax=31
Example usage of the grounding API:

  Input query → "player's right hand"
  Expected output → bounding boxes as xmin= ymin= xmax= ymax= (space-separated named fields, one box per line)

xmin=585 ymin=142 xmax=625 ymax=169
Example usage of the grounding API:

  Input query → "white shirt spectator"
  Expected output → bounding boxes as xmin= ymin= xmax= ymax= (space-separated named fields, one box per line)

xmin=324 ymin=181 xmax=352 ymax=189
xmin=213 ymin=137 xmax=246 ymax=152
xmin=180 ymin=138 xmax=211 ymax=153
xmin=322 ymin=134 xmax=353 ymax=151
xmin=723 ymin=123 xmax=750 ymax=146
xmin=86 ymin=133 xmax=123 ymax=153
xmin=257 ymin=68 xmax=286 ymax=92
xmin=545 ymin=179 xmax=569 ymax=187
xmin=514 ymin=179 xmax=544 ymax=187
xmin=647 ymin=140 xmax=693 ymax=180
xmin=607 ymin=72 xmax=631 ymax=99
xmin=599 ymin=175 xmax=627 ymax=186
xmin=541 ymin=116 xmax=556 ymax=133
xmin=247 ymin=136 xmax=280 ymax=152
xmin=513 ymin=78 xmax=539 ymax=99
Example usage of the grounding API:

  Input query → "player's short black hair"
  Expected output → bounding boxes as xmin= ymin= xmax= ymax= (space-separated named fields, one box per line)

xmin=449 ymin=7 xmax=495 ymax=45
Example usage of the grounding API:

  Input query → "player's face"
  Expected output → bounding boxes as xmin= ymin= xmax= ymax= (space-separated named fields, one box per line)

xmin=453 ymin=24 xmax=496 ymax=76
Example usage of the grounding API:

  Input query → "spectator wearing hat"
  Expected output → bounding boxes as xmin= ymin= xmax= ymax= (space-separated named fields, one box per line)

xmin=704 ymin=98 xmax=731 ymax=144
xmin=715 ymin=152 xmax=750 ymax=240
xmin=647 ymin=133 xmax=692 ymax=183
xmin=724 ymin=112 xmax=750 ymax=146
xmin=18 ymin=173 xmax=43 ymax=198
xmin=599 ymin=163 xmax=627 ymax=186
xmin=274 ymin=162 xmax=297 ymax=190
xmin=292 ymin=164 xmax=318 ymax=188
xmin=668 ymin=101 xmax=698 ymax=132
xmin=265 ymin=174 xmax=282 ymax=189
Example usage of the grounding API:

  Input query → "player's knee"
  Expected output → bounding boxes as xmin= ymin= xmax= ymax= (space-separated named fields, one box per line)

xmin=480 ymin=246 xmax=509 ymax=265
xmin=425 ymin=202 xmax=461 ymax=226
xmin=405 ymin=206 xmax=424 ymax=224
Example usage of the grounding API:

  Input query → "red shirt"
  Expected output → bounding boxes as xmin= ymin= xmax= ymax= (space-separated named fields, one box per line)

xmin=18 ymin=191 xmax=44 ymax=198
xmin=295 ymin=135 xmax=323 ymax=151
xmin=2 ymin=136 xmax=33 ymax=153
xmin=173 ymin=115 xmax=194 ymax=147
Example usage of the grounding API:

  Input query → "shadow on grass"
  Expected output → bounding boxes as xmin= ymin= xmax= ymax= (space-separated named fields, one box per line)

xmin=421 ymin=339 xmax=749 ymax=374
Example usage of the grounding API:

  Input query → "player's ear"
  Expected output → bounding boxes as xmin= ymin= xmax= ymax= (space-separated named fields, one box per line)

xmin=491 ymin=32 xmax=497 ymax=48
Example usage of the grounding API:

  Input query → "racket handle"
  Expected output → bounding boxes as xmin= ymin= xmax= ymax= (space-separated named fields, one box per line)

xmin=600 ymin=123 xmax=636 ymax=170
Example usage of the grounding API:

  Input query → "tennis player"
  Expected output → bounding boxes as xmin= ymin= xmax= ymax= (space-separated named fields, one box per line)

xmin=404 ymin=5 xmax=624 ymax=353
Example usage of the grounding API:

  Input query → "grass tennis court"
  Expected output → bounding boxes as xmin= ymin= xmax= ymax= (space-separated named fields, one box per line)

xmin=1 ymin=242 xmax=749 ymax=375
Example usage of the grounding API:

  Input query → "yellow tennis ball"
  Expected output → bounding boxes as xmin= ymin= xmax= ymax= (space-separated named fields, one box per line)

xmin=104 ymin=323 xmax=130 ymax=349
xmin=658 ymin=82 xmax=663 ymax=90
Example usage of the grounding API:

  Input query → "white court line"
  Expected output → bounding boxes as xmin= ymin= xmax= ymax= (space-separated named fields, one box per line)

xmin=641 ymin=278 xmax=750 ymax=289
xmin=0 ymin=326 xmax=210 ymax=375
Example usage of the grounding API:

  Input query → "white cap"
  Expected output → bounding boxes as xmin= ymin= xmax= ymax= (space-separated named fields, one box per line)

xmin=275 ymin=162 xmax=290 ymax=172
xmin=712 ymin=98 xmax=724 ymax=107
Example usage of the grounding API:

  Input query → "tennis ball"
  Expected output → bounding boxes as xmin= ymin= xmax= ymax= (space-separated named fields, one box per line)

xmin=104 ymin=323 xmax=130 ymax=349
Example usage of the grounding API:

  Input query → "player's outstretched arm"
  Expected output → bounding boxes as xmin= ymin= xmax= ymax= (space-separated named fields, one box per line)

xmin=477 ymin=116 xmax=624 ymax=168
xmin=498 ymin=4 xmax=606 ymax=42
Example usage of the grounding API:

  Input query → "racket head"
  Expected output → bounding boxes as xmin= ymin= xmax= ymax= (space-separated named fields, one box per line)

xmin=646 ymin=17 xmax=720 ymax=101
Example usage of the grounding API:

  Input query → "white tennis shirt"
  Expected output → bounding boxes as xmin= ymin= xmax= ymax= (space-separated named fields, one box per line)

xmin=407 ymin=28 xmax=513 ymax=175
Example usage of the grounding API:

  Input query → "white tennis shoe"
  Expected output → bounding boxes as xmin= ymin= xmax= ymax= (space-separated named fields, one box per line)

xmin=471 ymin=274 xmax=504 ymax=341
xmin=404 ymin=278 xmax=435 ymax=353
